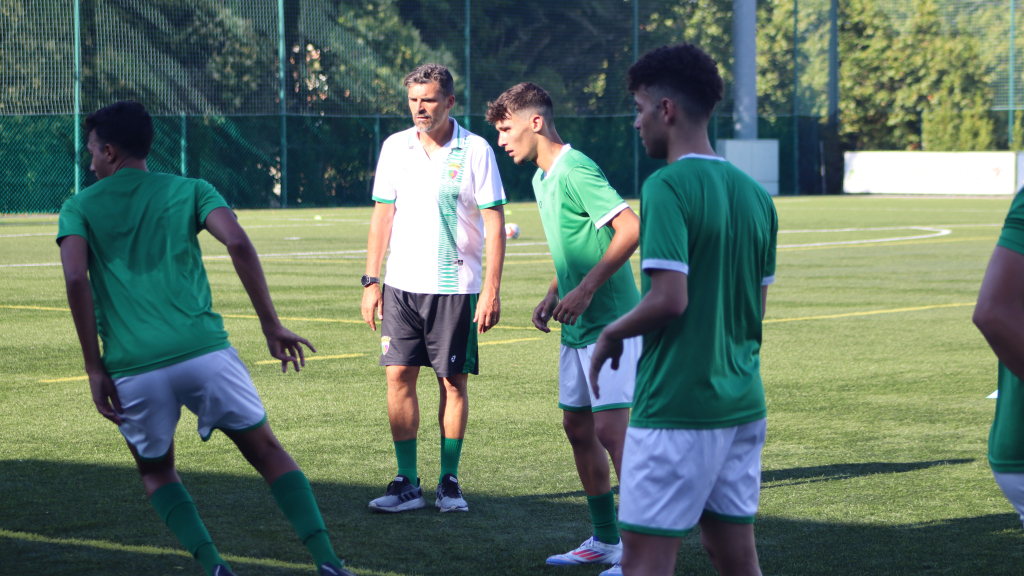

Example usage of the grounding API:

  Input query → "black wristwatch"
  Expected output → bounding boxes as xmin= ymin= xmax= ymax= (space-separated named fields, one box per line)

xmin=361 ymin=275 xmax=380 ymax=287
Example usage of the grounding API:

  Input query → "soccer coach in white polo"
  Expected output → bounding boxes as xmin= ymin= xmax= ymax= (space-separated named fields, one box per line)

xmin=361 ymin=63 xmax=507 ymax=514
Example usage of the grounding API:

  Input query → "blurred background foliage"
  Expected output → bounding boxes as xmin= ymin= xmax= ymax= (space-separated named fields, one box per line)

xmin=0 ymin=0 xmax=1021 ymax=212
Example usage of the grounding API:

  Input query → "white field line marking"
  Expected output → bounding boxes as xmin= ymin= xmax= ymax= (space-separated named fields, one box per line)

xmin=779 ymin=226 xmax=950 ymax=248
xmin=764 ymin=302 xmax=973 ymax=324
xmin=203 ymin=249 xmax=367 ymax=259
xmin=0 ymin=262 xmax=61 ymax=267
xmin=0 ymin=233 xmax=54 ymax=238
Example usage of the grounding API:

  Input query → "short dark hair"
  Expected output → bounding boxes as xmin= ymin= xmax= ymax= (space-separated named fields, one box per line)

xmin=627 ymin=44 xmax=723 ymax=121
xmin=404 ymin=64 xmax=455 ymax=99
xmin=485 ymin=82 xmax=554 ymax=125
xmin=84 ymin=101 xmax=154 ymax=159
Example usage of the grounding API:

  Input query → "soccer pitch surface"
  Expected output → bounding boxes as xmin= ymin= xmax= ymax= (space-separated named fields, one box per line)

xmin=1 ymin=195 xmax=1023 ymax=575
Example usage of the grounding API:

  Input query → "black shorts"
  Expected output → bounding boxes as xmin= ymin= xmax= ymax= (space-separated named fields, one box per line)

xmin=379 ymin=284 xmax=479 ymax=377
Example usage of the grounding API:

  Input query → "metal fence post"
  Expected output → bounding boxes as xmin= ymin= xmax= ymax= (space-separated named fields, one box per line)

xmin=633 ymin=0 xmax=639 ymax=198
xmin=180 ymin=113 xmax=187 ymax=176
xmin=278 ymin=0 xmax=288 ymax=208
xmin=464 ymin=0 xmax=471 ymax=130
xmin=792 ymin=0 xmax=800 ymax=195
xmin=1011 ymin=0 xmax=1016 ymax=148
xmin=74 ymin=0 xmax=81 ymax=195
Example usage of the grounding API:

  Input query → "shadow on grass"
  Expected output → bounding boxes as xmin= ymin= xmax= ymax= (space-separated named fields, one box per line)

xmin=0 ymin=458 xmax=1019 ymax=576
xmin=762 ymin=459 xmax=975 ymax=488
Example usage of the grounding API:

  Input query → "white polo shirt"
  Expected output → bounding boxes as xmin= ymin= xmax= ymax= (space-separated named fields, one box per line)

xmin=372 ymin=118 xmax=507 ymax=295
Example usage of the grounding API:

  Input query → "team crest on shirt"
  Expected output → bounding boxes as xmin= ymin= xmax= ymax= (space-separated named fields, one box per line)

xmin=447 ymin=162 xmax=462 ymax=180
xmin=381 ymin=336 xmax=391 ymax=356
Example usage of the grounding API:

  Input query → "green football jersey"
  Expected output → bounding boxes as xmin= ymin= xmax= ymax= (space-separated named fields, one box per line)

xmin=631 ymin=155 xmax=778 ymax=430
xmin=533 ymin=146 xmax=640 ymax=348
xmin=57 ymin=168 xmax=232 ymax=378
xmin=988 ymin=191 xmax=1024 ymax=472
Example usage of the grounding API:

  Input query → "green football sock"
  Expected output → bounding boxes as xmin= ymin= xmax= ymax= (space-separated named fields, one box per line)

xmin=587 ymin=491 xmax=620 ymax=545
xmin=439 ymin=436 xmax=463 ymax=482
xmin=394 ymin=437 xmax=418 ymax=480
xmin=270 ymin=470 xmax=342 ymax=570
xmin=150 ymin=482 xmax=230 ymax=576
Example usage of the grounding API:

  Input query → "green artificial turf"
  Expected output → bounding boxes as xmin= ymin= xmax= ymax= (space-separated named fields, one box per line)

xmin=1 ymin=195 xmax=1021 ymax=575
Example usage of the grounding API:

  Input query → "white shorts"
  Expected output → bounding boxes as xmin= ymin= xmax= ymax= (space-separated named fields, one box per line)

xmin=993 ymin=471 xmax=1024 ymax=530
xmin=618 ymin=418 xmax=767 ymax=537
xmin=113 ymin=347 xmax=267 ymax=461
xmin=559 ymin=336 xmax=640 ymax=413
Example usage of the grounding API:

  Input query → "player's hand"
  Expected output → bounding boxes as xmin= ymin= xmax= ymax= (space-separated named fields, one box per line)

xmin=88 ymin=369 xmax=123 ymax=426
xmin=532 ymin=292 xmax=559 ymax=333
xmin=589 ymin=332 xmax=623 ymax=400
xmin=551 ymin=285 xmax=594 ymax=326
xmin=361 ymin=284 xmax=383 ymax=331
xmin=475 ymin=287 xmax=501 ymax=333
xmin=264 ymin=324 xmax=316 ymax=373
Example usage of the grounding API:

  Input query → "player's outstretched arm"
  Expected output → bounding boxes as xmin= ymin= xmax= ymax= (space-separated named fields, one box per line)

xmin=589 ymin=269 xmax=688 ymax=398
xmin=476 ymin=206 xmax=506 ymax=333
xmin=552 ymin=208 xmax=639 ymax=326
xmin=59 ymin=235 xmax=123 ymax=425
xmin=204 ymin=207 xmax=315 ymax=373
xmin=974 ymin=245 xmax=1024 ymax=380
xmin=533 ymin=276 xmax=559 ymax=332
xmin=362 ymin=201 xmax=395 ymax=331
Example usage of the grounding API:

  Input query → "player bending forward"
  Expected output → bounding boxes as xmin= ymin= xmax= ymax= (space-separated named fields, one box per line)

xmin=487 ymin=83 xmax=641 ymax=572
xmin=974 ymin=189 xmax=1024 ymax=531
xmin=59 ymin=101 xmax=353 ymax=576
xmin=361 ymin=64 xmax=506 ymax=513
xmin=590 ymin=44 xmax=778 ymax=576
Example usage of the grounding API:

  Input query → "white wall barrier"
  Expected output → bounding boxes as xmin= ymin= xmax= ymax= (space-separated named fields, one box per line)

xmin=844 ymin=151 xmax=1024 ymax=195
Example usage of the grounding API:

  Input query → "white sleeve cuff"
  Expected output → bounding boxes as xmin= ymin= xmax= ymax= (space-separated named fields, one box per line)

xmin=594 ymin=202 xmax=630 ymax=229
xmin=642 ymin=259 xmax=689 ymax=275
xmin=762 ymin=275 xmax=775 ymax=286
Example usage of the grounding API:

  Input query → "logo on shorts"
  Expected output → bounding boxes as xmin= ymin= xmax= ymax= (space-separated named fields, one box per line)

xmin=450 ymin=355 xmax=457 ymax=363
xmin=381 ymin=336 xmax=391 ymax=356
xmin=448 ymin=162 xmax=462 ymax=180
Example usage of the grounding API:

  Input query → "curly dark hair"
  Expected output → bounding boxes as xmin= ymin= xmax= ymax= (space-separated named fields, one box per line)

xmin=84 ymin=101 xmax=154 ymax=159
xmin=485 ymin=82 xmax=554 ymax=125
xmin=627 ymin=44 xmax=723 ymax=121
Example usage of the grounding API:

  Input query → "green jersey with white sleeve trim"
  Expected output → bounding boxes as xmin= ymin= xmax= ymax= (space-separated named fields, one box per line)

xmin=631 ymin=154 xmax=777 ymax=430
xmin=988 ymin=191 xmax=1024 ymax=472
xmin=532 ymin=145 xmax=640 ymax=348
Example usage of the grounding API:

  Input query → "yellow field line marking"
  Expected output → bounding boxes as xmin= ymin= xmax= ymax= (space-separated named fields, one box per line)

xmin=491 ymin=325 xmax=560 ymax=332
xmin=0 ymin=529 xmax=393 ymax=574
xmin=764 ymin=302 xmax=974 ymax=324
xmin=39 ymin=375 xmax=88 ymax=383
xmin=219 ymin=314 xmax=364 ymax=324
xmin=779 ymin=235 xmax=998 ymax=252
xmin=479 ymin=337 xmax=542 ymax=346
xmin=255 ymin=353 xmax=364 ymax=365
xmin=1 ymin=304 xmax=69 ymax=312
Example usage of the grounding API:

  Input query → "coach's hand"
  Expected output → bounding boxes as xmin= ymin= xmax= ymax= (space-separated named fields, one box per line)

xmin=476 ymin=287 xmax=501 ymax=333
xmin=589 ymin=332 xmax=623 ymax=400
xmin=552 ymin=285 xmax=594 ymax=326
xmin=88 ymin=369 xmax=123 ymax=426
xmin=265 ymin=324 xmax=316 ymax=373
xmin=532 ymin=291 xmax=559 ymax=333
xmin=362 ymin=284 xmax=384 ymax=331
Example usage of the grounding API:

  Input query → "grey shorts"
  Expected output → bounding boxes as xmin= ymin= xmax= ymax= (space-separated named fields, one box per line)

xmin=113 ymin=347 xmax=267 ymax=461
xmin=379 ymin=284 xmax=479 ymax=377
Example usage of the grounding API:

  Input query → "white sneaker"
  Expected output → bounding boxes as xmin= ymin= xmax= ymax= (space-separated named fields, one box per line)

xmin=435 ymin=473 xmax=469 ymax=512
xmin=367 ymin=475 xmax=426 ymax=513
xmin=545 ymin=535 xmax=622 ymax=565
xmin=599 ymin=563 xmax=623 ymax=575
